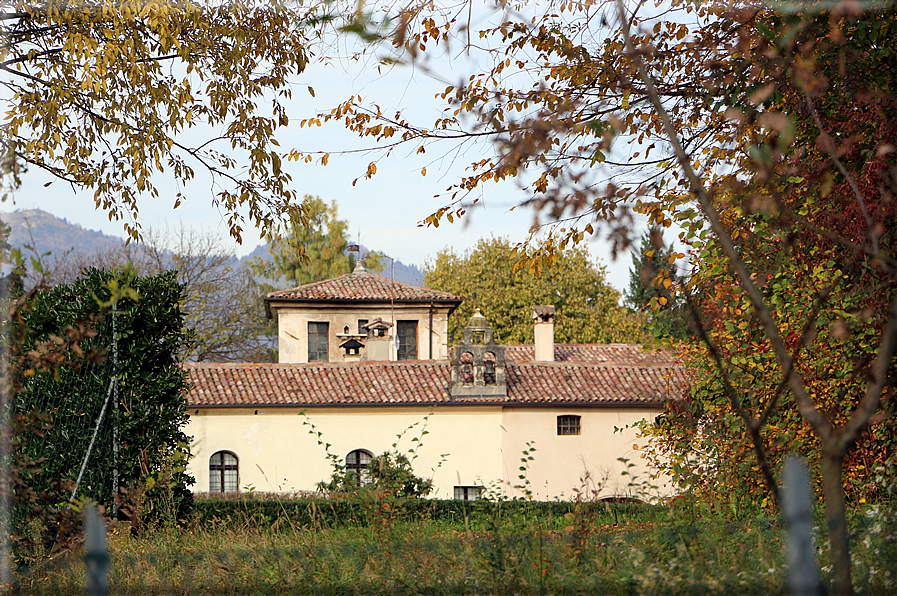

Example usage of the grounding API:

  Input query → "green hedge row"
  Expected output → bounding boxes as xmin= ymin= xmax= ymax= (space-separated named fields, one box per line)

xmin=190 ymin=497 xmax=652 ymax=529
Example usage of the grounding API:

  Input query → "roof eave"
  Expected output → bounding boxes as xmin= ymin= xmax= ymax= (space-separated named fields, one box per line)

xmin=264 ymin=297 xmax=463 ymax=309
xmin=187 ymin=399 xmax=666 ymax=410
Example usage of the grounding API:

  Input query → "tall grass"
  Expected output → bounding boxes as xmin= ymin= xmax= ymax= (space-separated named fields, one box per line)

xmin=11 ymin=498 xmax=897 ymax=595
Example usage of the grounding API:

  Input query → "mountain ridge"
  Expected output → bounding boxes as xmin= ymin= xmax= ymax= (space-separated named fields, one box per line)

xmin=0 ymin=208 xmax=425 ymax=286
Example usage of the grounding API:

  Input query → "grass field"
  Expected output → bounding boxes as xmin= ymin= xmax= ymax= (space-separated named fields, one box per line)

xmin=11 ymin=498 xmax=897 ymax=595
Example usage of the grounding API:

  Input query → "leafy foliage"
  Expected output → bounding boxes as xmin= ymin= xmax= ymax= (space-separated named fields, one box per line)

xmin=318 ymin=450 xmax=434 ymax=498
xmin=424 ymin=237 xmax=646 ymax=345
xmin=14 ymin=268 xmax=193 ymax=530
xmin=1 ymin=0 xmax=312 ymax=241
xmin=302 ymin=2 xmax=897 ymax=591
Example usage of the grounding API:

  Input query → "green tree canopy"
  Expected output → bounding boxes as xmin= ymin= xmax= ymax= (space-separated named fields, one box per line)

xmin=15 ymin=267 xmax=193 ymax=527
xmin=252 ymin=195 xmax=384 ymax=288
xmin=625 ymin=228 xmax=690 ymax=341
xmin=424 ymin=237 xmax=646 ymax=345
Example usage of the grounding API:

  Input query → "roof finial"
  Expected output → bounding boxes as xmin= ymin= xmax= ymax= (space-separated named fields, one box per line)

xmin=353 ymin=260 xmax=367 ymax=274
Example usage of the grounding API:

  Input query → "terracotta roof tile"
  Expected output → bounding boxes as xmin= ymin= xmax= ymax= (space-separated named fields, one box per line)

xmin=505 ymin=344 xmax=679 ymax=366
xmin=185 ymin=358 xmax=686 ymax=408
xmin=265 ymin=271 xmax=462 ymax=303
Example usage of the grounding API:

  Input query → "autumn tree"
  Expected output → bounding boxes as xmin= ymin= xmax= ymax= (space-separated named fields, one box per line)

xmin=298 ymin=1 xmax=896 ymax=592
xmin=0 ymin=0 xmax=321 ymax=242
xmin=424 ymin=236 xmax=646 ymax=345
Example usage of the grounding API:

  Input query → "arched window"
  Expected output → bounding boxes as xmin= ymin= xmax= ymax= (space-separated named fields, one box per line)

xmin=210 ymin=451 xmax=239 ymax=492
xmin=461 ymin=351 xmax=474 ymax=384
xmin=483 ymin=351 xmax=496 ymax=385
xmin=346 ymin=449 xmax=374 ymax=486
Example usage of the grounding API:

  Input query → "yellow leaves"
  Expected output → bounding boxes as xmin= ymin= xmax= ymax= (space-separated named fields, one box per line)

xmin=366 ymin=162 xmax=377 ymax=177
xmin=421 ymin=167 xmax=427 ymax=176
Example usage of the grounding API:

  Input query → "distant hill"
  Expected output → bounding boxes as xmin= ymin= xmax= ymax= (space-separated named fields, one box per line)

xmin=0 ymin=208 xmax=120 ymax=256
xmin=0 ymin=208 xmax=426 ymax=287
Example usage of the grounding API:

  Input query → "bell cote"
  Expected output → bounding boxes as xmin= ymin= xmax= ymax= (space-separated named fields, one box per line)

xmin=450 ymin=309 xmax=507 ymax=399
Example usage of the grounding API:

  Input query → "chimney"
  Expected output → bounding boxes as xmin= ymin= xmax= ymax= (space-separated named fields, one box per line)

xmin=532 ymin=305 xmax=555 ymax=362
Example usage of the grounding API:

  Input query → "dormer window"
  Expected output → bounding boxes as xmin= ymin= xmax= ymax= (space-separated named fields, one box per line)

xmin=364 ymin=318 xmax=393 ymax=338
xmin=340 ymin=338 xmax=364 ymax=356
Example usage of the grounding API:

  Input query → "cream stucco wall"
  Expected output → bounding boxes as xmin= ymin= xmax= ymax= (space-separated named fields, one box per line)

xmin=274 ymin=304 xmax=453 ymax=363
xmin=501 ymin=407 xmax=671 ymax=501
xmin=186 ymin=405 xmax=504 ymax=498
xmin=186 ymin=404 xmax=671 ymax=501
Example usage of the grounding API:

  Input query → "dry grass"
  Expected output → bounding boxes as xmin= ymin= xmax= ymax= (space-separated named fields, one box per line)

xmin=10 ymin=501 xmax=897 ymax=595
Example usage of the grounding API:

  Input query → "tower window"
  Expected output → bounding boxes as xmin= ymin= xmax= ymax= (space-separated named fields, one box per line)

xmin=308 ymin=322 xmax=329 ymax=362
xmin=397 ymin=320 xmax=418 ymax=360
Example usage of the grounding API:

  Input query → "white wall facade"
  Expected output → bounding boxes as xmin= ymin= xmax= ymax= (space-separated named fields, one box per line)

xmin=275 ymin=304 xmax=454 ymax=364
xmin=186 ymin=404 xmax=670 ymax=500
xmin=501 ymin=406 xmax=670 ymax=501
xmin=186 ymin=405 xmax=504 ymax=498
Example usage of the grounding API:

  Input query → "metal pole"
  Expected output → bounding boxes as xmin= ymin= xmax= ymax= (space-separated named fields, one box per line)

xmin=85 ymin=505 xmax=109 ymax=596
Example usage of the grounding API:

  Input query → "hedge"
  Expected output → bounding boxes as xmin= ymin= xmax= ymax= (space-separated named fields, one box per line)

xmin=190 ymin=497 xmax=652 ymax=529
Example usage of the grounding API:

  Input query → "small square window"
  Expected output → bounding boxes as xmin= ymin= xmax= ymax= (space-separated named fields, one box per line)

xmin=454 ymin=486 xmax=483 ymax=501
xmin=557 ymin=415 xmax=581 ymax=436
xmin=358 ymin=319 xmax=369 ymax=335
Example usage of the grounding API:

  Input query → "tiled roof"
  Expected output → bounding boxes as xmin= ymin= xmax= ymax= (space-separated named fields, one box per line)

xmin=505 ymin=344 xmax=679 ymax=366
xmin=265 ymin=271 xmax=462 ymax=303
xmin=185 ymin=359 xmax=686 ymax=408
xmin=531 ymin=305 xmax=556 ymax=317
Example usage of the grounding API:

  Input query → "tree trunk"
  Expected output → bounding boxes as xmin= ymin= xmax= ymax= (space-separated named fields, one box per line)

xmin=821 ymin=448 xmax=853 ymax=596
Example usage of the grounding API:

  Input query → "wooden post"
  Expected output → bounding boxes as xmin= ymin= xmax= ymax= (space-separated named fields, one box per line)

xmin=85 ymin=505 xmax=109 ymax=596
xmin=783 ymin=456 xmax=823 ymax=596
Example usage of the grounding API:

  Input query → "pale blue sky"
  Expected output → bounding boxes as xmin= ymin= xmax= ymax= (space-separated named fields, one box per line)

xmin=8 ymin=6 xmax=650 ymax=293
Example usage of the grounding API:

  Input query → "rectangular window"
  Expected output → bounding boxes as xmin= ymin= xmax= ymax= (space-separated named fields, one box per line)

xmin=308 ymin=322 xmax=329 ymax=362
xmin=454 ymin=486 xmax=483 ymax=501
xmin=397 ymin=320 xmax=418 ymax=360
xmin=557 ymin=415 xmax=581 ymax=436
xmin=358 ymin=319 xmax=369 ymax=335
